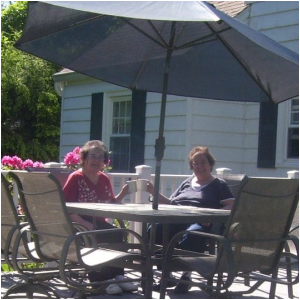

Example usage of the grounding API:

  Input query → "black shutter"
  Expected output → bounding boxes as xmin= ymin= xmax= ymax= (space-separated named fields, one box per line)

xmin=90 ymin=93 xmax=103 ymax=140
xmin=257 ymin=102 xmax=278 ymax=168
xmin=129 ymin=90 xmax=147 ymax=172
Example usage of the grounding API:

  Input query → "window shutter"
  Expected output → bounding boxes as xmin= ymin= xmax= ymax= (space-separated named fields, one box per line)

xmin=257 ymin=102 xmax=278 ymax=168
xmin=129 ymin=90 xmax=147 ymax=172
xmin=90 ymin=93 xmax=103 ymax=140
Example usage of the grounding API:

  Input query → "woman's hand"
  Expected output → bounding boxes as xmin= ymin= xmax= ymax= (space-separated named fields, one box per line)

xmin=121 ymin=183 xmax=129 ymax=195
xmin=220 ymin=198 xmax=235 ymax=210
xmin=146 ymin=181 xmax=155 ymax=195
xmin=114 ymin=183 xmax=130 ymax=203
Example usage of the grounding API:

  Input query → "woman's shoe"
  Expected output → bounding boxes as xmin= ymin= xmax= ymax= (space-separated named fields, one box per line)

xmin=117 ymin=282 xmax=138 ymax=292
xmin=174 ymin=274 xmax=192 ymax=294
xmin=105 ymin=283 xmax=123 ymax=295
xmin=153 ymin=280 xmax=176 ymax=291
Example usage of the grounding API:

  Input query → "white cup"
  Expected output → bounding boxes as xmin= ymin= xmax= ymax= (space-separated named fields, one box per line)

xmin=137 ymin=179 xmax=148 ymax=191
xmin=127 ymin=180 xmax=137 ymax=193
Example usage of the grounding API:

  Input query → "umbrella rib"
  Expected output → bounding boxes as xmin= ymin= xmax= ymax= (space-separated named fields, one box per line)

xmin=173 ymin=22 xmax=188 ymax=46
xmin=121 ymin=18 xmax=168 ymax=49
xmin=131 ymin=21 xmax=177 ymax=91
xmin=147 ymin=20 xmax=170 ymax=48
xmin=205 ymin=22 xmax=272 ymax=100
xmin=175 ymin=25 xmax=231 ymax=50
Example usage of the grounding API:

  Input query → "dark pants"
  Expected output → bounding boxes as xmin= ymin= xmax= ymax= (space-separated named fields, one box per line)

xmin=83 ymin=217 xmax=124 ymax=281
xmin=147 ymin=222 xmax=212 ymax=253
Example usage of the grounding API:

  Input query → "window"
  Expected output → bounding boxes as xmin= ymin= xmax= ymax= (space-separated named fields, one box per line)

xmin=109 ymin=97 xmax=132 ymax=171
xmin=101 ymin=90 xmax=146 ymax=172
xmin=287 ymin=98 xmax=299 ymax=158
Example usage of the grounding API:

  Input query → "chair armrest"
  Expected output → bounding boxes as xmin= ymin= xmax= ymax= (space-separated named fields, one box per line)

xmin=289 ymin=225 xmax=299 ymax=234
xmin=73 ymin=228 xmax=149 ymax=253
xmin=72 ymin=222 xmax=98 ymax=247
xmin=11 ymin=225 xmax=43 ymax=272
xmin=3 ymin=224 xmax=19 ymax=268
xmin=163 ymin=230 xmax=235 ymax=290
xmin=282 ymin=234 xmax=299 ymax=285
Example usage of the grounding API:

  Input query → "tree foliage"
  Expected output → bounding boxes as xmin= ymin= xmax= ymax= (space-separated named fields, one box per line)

xmin=1 ymin=1 xmax=62 ymax=162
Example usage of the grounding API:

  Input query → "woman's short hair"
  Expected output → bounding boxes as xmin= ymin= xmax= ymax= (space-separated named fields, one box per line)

xmin=80 ymin=140 xmax=109 ymax=163
xmin=188 ymin=146 xmax=216 ymax=170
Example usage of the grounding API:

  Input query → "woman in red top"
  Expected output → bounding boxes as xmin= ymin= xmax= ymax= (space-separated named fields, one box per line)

xmin=63 ymin=140 xmax=137 ymax=295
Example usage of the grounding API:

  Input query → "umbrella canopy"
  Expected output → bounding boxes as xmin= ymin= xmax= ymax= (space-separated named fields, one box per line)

xmin=15 ymin=1 xmax=299 ymax=209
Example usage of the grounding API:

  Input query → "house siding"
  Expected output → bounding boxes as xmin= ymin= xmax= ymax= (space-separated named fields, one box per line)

xmin=54 ymin=1 xmax=298 ymax=177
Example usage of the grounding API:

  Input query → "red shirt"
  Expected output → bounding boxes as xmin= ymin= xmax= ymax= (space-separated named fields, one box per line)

xmin=63 ymin=170 xmax=116 ymax=221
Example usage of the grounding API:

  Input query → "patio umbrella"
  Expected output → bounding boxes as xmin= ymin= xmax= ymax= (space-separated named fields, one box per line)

xmin=15 ymin=1 xmax=299 ymax=209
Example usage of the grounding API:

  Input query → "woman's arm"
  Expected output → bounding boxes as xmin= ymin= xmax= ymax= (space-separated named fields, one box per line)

xmin=220 ymin=198 xmax=235 ymax=210
xmin=69 ymin=213 xmax=94 ymax=230
xmin=114 ymin=184 xmax=129 ymax=203
xmin=146 ymin=181 xmax=171 ymax=204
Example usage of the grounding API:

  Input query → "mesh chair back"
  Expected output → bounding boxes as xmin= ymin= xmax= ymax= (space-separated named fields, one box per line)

xmin=1 ymin=174 xmax=20 ymax=253
xmin=9 ymin=171 xmax=79 ymax=263
xmin=26 ymin=167 xmax=74 ymax=188
xmin=215 ymin=174 xmax=247 ymax=198
xmin=218 ymin=177 xmax=299 ymax=275
xmin=1 ymin=173 xmax=37 ymax=266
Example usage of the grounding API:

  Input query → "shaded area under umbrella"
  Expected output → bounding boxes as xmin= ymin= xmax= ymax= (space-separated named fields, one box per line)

xmin=15 ymin=1 xmax=299 ymax=209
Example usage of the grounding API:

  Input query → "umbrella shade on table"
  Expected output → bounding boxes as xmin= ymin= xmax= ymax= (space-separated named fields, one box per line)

xmin=15 ymin=1 xmax=299 ymax=209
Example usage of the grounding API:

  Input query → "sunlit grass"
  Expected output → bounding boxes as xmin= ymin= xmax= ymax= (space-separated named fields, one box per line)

xmin=1 ymin=262 xmax=44 ymax=272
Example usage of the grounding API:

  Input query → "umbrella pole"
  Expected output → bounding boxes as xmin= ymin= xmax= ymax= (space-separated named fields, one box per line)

xmin=152 ymin=23 xmax=176 ymax=210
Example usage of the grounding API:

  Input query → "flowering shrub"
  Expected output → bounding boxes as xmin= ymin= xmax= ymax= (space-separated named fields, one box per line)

xmin=1 ymin=155 xmax=44 ymax=170
xmin=64 ymin=146 xmax=81 ymax=166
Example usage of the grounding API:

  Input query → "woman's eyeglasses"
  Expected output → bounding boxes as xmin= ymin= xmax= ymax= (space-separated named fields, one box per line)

xmin=88 ymin=154 xmax=104 ymax=161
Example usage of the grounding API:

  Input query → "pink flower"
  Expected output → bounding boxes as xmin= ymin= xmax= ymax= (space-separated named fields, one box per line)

xmin=73 ymin=147 xmax=81 ymax=154
xmin=104 ymin=159 xmax=111 ymax=169
xmin=1 ymin=156 xmax=12 ymax=167
xmin=1 ymin=155 xmax=23 ymax=169
xmin=33 ymin=161 xmax=44 ymax=168
xmin=64 ymin=147 xmax=81 ymax=165
xmin=22 ymin=159 xmax=34 ymax=169
xmin=10 ymin=156 xmax=23 ymax=169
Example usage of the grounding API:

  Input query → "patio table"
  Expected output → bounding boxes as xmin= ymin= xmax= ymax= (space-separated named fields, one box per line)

xmin=66 ymin=203 xmax=230 ymax=254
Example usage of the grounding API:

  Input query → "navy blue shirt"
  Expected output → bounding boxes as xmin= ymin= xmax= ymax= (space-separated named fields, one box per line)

xmin=170 ymin=176 xmax=233 ymax=209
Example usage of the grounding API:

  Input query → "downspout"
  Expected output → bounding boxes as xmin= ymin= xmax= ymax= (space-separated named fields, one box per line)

xmin=54 ymin=81 xmax=65 ymax=162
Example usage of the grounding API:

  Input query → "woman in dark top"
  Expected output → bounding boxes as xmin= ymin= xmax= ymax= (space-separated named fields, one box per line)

xmin=147 ymin=146 xmax=234 ymax=293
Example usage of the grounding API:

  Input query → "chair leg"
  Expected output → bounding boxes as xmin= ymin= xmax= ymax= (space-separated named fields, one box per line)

xmin=285 ymin=255 xmax=293 ymax=298
xmin=269 ymin=268 xmax=280 ymax=299
xmin=3 ymin=282 xmax=60 ymax=299
xmin=269 ymin=281 xmax=276 ymax=299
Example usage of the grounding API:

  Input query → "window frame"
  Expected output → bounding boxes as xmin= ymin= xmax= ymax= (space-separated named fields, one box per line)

xmin=287 ymin=97 xmax=299 ymax=159
xmin=102 ymin=91 xmax=132 ymax=172
xmin=276 ymin=98 xmax=299 ymax=167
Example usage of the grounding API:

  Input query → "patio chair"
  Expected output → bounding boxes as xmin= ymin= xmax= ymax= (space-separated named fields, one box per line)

xmin=270 ymin=203 xmax=299 ymax=298
xmin=8 ymin=171 xmax=153 ymax=298
xmin=25 ymin=167 xmax=74 ymax=188
xmin=1 ymin=173 xmax=61 ymax=299
xmin=215 ymin=173 xmax=247 ymax=198
xmin=159 ymin=176 xmax=299 ymax=299
xmin=206 ymin=174 xmax=247 ymax=254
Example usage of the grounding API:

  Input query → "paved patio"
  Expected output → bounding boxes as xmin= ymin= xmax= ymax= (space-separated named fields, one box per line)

xmin=2 ymin=265 xmax=298 ymax=299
